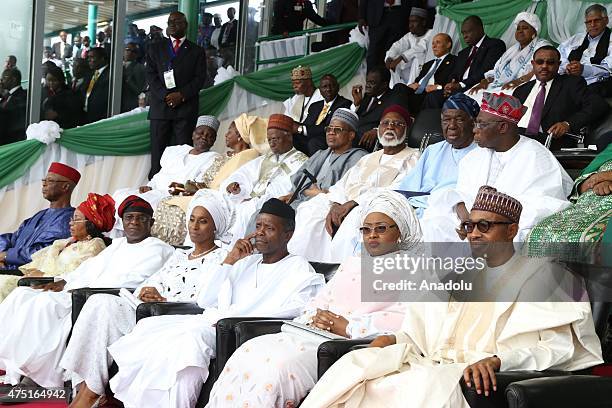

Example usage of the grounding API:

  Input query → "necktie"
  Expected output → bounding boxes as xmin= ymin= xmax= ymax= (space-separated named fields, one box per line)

xmin=526 ymin=81 xmax=546 ymax=135
xmin=86 ymin=71 xmax=99 ymax=97
xmin=173 ymin=39 xmax=181 ymax=54
xmin=1 ymin=94 xmax=9 ymax=109
xmin=366 ymin=96 xmax=378 ymax=113
xmin=416 ymin=58 xmax=441 ymax=94
xmin=315 ymin=103 xmax=331 ymax=125
xmin=81 ymin=48 xmax=87 ymax=58
xmin=462 ymin=46 xmax=478 ymax=76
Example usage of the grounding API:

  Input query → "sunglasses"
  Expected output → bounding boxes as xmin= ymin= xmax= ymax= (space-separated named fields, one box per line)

xmin=533 ymin=59 xmax=558 ymax=65
xmin=460 ymin=220 xmax=514 ymax=233
xmin=324 ymin=126 xmax=349 ymax=135
xmin=359 ymin=224 xmax=398 ymax=235
xmin=379 ymin=120 xmax=407 ymax=128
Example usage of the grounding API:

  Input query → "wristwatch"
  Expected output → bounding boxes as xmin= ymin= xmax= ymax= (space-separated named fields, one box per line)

xmin=297 ymin=125 xmax=304 ymax=134
xmin=436 ymin=85 xmax=443 ymax=90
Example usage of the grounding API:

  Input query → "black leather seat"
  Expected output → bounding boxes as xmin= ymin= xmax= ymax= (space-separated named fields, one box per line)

xmin=407 ymin=108 xmax=444 ymax=150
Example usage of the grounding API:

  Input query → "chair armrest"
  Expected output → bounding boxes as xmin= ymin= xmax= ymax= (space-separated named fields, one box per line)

xmin=71 ymin=288 xmax=129 ymax=326
xmin=317 ymin=338 xmax=374 ymax=379
xmin=0 ymin=269 xmax=23 ymax=276
xmin=553 ymin=150 xmax=598 ymax=170
xmin=505 ymin=375 xmax=612 ymax=408
xmin=460 ymin=370 xmax=569 ymax=408
xmin=17 ymin=277 xmax=55 ymax=286
xmin=234 ymin=320 xmax=285 ymax=347
xmin=135 ymin=301 xmax=203 ymax=322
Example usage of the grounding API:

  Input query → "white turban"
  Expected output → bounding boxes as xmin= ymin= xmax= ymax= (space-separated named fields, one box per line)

xmin=514 ymin=12 xmax=541 ymax=34
xmin=360 ymin=190 xmax=422 ymax=250
xmin=187 ymin=189 xmax=235 ymax=243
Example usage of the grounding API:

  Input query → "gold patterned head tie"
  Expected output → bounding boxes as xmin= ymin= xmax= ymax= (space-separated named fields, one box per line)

xmin=291 ymin=65 xmax=312 ymax=80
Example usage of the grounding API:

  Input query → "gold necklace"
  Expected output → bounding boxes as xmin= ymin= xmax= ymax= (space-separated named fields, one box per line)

xmin=190 ymin=245 xmax=218 ymax=258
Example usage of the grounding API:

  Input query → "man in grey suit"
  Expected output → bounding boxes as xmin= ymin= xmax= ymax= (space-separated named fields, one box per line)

xmin=52 ymin=31 xmax=73 ymax=61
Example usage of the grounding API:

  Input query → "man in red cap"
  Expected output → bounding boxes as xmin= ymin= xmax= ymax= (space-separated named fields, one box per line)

xmin=0 ymin=162 xmax=80 ymax=269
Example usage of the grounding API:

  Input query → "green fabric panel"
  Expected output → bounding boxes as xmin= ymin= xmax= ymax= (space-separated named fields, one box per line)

xmin=235 ymin=43 xmax=366 ymax=100
xmin=534 ymin=0 xmax=551 ymax=45
xmin=0 ymin=140 xmax=46 ymax=187
xmin=199 ymin=79 xmax=234 ymax=117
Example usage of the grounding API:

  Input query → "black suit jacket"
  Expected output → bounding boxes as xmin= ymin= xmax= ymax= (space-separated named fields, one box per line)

xmin=83 ymin=67 xmax=110 ymax=124
xmin=356 ymin=84 xmax=411 ymax=137
xmin=303 ymin=95 xmax=352 ymax=139
xmin=359 ymin=0 xmax=412 ymax=28
xmin=272 ymin=0 xmax=328 ymax=34
xmin=219 ymin=20 xmax=239 ymax=47
xmin=450 ymin=36 xmax=506 ymax=90
xmin=0 ymin=87 xmax=27 ymax=145
xmin=513 ymin=74 xmax=609 ymax=136
xmin=146 ymin=38 xmax=207 ymax=121
xmin=52 ymin=42 xmax=73 ymax=59
xmin=414 ymin=54 xmax=457 ymax=86
xmin=122 ymin=61 xmax=146 ymax=112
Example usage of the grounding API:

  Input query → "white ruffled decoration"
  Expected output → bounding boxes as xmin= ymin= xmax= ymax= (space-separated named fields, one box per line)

xmin=25 ymin=120 xmax=62 ymax=145
xmin=349 ymin=27 xmax=369 ymax=49
xmin=214 ymin=66 xmax=239 ymax=85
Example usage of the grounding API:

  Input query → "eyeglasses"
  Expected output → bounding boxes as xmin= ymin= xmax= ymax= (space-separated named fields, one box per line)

xmin=359 ymin=224 xmax=398 ymax=235
xmin=123 ymin=214 xmax=150 ymax=224
xmin=324 ymin=126 xmax=349 ymax=134
xmin=473 ymin=121 xmax=505 ymax=129
xmin=533 ymin=59 xmax=558 ymax=65
xmin=379 ymin=120 xmax=407 ymax=128
xmin=41 ymin=178 xmax=64 ymax=184
xmin=585 ymin=17 xmax=605 ymax=25
xmin=460 ymin=220 xmax=514 ymax=233
xmin=70 ymin=217 xmax=88 ymax=224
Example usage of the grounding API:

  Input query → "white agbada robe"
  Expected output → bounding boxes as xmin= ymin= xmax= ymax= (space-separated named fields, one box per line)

xmin=108 ymin=254 xmax=325 ymax=408
xmin=301 ymin=254 xmax=603 ymax=408
xmin=218 ymin=148 xmax=308 ymax=247
xmin=111 ymin=146 xmax=223 ymax=236
xmin=288 ymin=147 xmax=420 ymax=263
xmin=282 ymin=89 xmax=324 ymax=122
xmin=385 ymin=29 xmax=434 ymax=86
xmin=558 ymin=31 xmax=612 ymax=85
xmin=420 ymin=136 xmax=573 ymax=243
xmin=59 ymin=248 xmax=227 ymax=395
xmin=0 ymin=237 xmax=173 ymax=388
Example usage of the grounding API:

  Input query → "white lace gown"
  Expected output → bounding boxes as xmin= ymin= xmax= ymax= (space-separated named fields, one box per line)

xmin=59 ymin=248 xmax=227 ymax=395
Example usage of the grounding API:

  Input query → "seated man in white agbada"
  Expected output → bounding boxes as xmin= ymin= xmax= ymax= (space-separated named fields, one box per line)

xmin=0 ymin=196 xmax=174 ymax=392
xmin=420 ymin=92 xmax=573 ymax=243
xmin=221 ymin=113 xmax=308 ymax=245
xmin=301 ymin=187 xmax=603 ymax=408
xmin=107 ymin=198 xmax=325 ymax=408
xmin=206 ymin=190 xmax=421 ymax=408
xmin=60 ymin=190 xmax=234 ymax=408
xmin=288 ymin=104 xmax=420 ymax=263
xmin=111 ymin=115 xmax=224 ymax=236
xmin=384 ymin=7 xmax=434 ymax=86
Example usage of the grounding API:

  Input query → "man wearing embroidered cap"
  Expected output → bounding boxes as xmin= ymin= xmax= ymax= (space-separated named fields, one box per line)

xmin=0 ymin=162 xmax=80 ymax=269
xmin=222 ymin=113 xmax=308 ymax=244
xmin=111 ymin=114 xmax=223 ymax=237
xmin=283 ymin=65 xmax=324 ymax=122
xmin=420 ymin=92 xmax=573 ymax=243
xmin=0 ymin=195 xmax=173 ymax=395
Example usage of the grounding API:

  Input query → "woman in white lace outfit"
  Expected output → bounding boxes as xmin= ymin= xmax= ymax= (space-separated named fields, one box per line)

xmin=61 ymin=190 xmax=235 ymax=408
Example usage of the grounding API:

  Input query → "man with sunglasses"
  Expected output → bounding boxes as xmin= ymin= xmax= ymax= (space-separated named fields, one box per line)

xmin=420 ymin=92 xmax=573 ymax=243
xmin=0 ymin=162 xmax=79 ymax=270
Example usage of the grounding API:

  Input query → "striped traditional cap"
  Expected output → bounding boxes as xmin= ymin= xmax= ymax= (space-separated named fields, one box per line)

xmin=480 ymin=92 xmax=527 ymax=124
xmin=268 ymin=113 xmax=294 ymax=132
xmin=331 ymin=108 xmax=359 ymax=131
xmin=410 ymin=7 xmax=427 ymax=18
xmin=291 ymin=65 xmax=312 ymax=80
xmin=472 ymin=186 xmax=522 ymax=224
xmin=196 ymin=115 xmax=220 ymax=132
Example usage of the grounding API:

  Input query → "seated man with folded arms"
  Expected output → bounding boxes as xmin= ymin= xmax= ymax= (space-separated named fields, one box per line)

xmin=289 ymin=105 xmax=420 ymax=263
xmin=61 ymin=190 xmax=232 ymax=408
xmin=0 ymin=196 xmax=173 ymax=396
xmin=395 ymin=93 xmax=479 ymax=217
xmin=107 ymin=198 xmax=325 ymax=408
xmin=301 ymin=187 xmax=603 ymax=408
xmin=221 ymin=114 xmax=307 ymax=244
xmin=0 ymin=162 xmax=80 ymax=269
xmin=421 ymin=92 xmax=573 ymax=243
xmin=280 ymin=108 xmax=367 ymax=209
xmin=206 ymin=190 xmax=421 ymax=408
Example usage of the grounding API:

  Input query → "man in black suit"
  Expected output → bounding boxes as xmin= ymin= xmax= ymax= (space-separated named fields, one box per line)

xmin=219 ymin=7 xmax=239 ymax=66
xmin=513 ymin=45 xmax=609 ymax=149
xmin=52 ymin=31 xmax=73 ymax=62
xmin=83 ymin=47 xmax=109 ymax=124
xmin=0 ymin=68 xmax=27 ymax=145
xmin=272 ymin=0 xmax=328 ymax=36
xmin=146 ymin=11 xmax=207 ymax=179
xmin=352 ymin=65 xmax=410 ymax=150
xmin=293 ymin=74 xmax=351 ymax=155
xmin=358 ymin=0 xmax=413 ymax=69
xmin=121 ymin=42 xmax=146 ymax=112
xmin=403 ymin=33 xmax=456 ymax=113
xmin=424 ymin=15 xmax=505 ymax=108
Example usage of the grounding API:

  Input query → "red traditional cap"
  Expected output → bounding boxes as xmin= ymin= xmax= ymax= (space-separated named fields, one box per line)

xmin=48 ymin=162 xmax=81 ymax=184
xmin=267 ymin=113 xmax=294 ymax=133
xmin=117 ymin=195 xmax=154 ymax=218
xmin=480 ymin=92 xmax=527 ymax=124
xmin=472 ymin=185 xmax=522 ymax=223
xmin=381 ymin=105 xmax=413 ymax=127
xmin=77 ymin=193 xmax=116 ymax=232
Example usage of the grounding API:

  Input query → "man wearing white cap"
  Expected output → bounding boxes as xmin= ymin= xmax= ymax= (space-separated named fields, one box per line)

xmin=384 ymin=8 xmax=434 ymax=86
xmin=111 ymin=115 xmax=224 ymax=236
